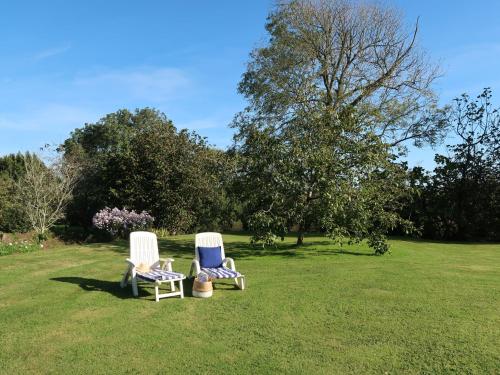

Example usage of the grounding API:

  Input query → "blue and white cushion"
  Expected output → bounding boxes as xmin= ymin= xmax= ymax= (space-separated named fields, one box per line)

xmin=201 ymin=267 xmax=241 ymax=279
xmin=136 ymin=269 xmax=185 ymax=282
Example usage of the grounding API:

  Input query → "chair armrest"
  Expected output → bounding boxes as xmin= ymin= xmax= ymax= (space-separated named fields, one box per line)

xmin=159 ymin=258 xmax=174 ymax=271
xmin=189 ymin=259 xmax=201 ymax=278
xmin=125 ymin=258 xmax=138 ymax=276
xmin=223 ymin=257 xmax=236 ymax=271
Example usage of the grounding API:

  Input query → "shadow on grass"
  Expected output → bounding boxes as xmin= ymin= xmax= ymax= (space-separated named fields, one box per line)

xmin=180 ymin=277 xmax=240 ymax=297
xmin=50 ymin=276 xmax=135 ymax=299
xmin=49 ymin=276 xmax=181 ymax=300
xmin=51 ymin=276 xmax=239 ymax=300
xmin=83 ymin=233 xmax=374 ymax=258
xmin=390 ymin=236 xmax=500 ymax=246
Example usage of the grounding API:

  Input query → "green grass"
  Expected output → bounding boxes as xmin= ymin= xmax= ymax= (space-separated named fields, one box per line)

xmin=0 ymin=234 xmax=498 ymax=374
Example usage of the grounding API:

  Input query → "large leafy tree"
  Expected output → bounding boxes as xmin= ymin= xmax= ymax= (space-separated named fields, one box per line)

xmin=232 ymin=0 xmax=444 ymax=253
xmin=233 ymin=109 xmax=413 ymax=253
xmin=63 ymin=108 xmax=232 ymax=234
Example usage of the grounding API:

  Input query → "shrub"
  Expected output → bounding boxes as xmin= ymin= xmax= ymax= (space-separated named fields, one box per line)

xmin=92 ymin=207 xmax=154 ymax=239
xmin=0 ymin=175 xmax=30 ymax=233
xmin=63 ymin=108 xmax=233 ymax=234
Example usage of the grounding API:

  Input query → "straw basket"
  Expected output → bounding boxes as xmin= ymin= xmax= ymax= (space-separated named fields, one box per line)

xmin=192 ymin=277 xmax=213 ymax=298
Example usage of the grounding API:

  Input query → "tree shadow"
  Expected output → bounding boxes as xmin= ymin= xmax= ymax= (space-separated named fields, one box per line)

xmin=222 ymin=238 xmax=375 ymax=257
xmin=212 ymin=281 xmax=241 ymax=290
xmin=328 ymin=249 xmax=376 ymax=256
xmin=88 ymin=233 xmax=375 ymax=259
xmin=158 ymin=238 xmax=195 ymax=259
xmin=390 ymin=236 xmax=500 ymax=246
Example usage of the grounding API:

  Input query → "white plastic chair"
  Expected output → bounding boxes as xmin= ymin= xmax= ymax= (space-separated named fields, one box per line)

xmin=189 ymin=232 xmax=245 ymax=290
xmin=120 ymin=231 xmax=185 ymax=301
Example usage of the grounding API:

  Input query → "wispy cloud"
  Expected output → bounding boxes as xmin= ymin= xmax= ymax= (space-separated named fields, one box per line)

xmin=444 ymin=42 xmax=500 ymax=71
xmin=0 ymin=104 xmax=97 ymax=131
xmin=0 ymin=66 xmax=195 ymax=144
xmin=0 ymin=65 xmax=238 ymax=153
xmin=33 ymin=43 xmax=72 ymax=61
xmin=73 ymin=67 xmax=191 ymax=103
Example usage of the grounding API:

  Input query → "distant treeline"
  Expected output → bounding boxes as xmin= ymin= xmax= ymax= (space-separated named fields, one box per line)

xmin=1 ymin=92 xmax=499 ymax=242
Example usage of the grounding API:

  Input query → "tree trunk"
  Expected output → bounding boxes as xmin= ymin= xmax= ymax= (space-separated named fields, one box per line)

xmin=296 ymin=232 xmax=304 ymax=246
xmin=296 ymin=223 xmax=304 ymax=246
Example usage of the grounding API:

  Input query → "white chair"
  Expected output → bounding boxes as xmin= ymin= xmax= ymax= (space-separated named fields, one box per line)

xmin=120 ymin=231 xmax=185 ymax=301
xmin=189 ymin=232 xmax=245 ymax=290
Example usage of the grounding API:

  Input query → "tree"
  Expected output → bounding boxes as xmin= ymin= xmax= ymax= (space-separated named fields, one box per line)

xmin=0 ymin=153 xmax=30 ymax=232
xmin=235 ymin=109 xmax=413 ymax=253
xmin=238 ymin=0 xmax=447 ymax=149
xmin=398 ymin=88 xmax=500 ymax=241
xmin=0 ymin=153 xmax=26 ymax=180
xmin=231 ymin=0 xmax=440 ymax=253
xmin=16 ymin=151 xmax=80 ymax=240
xmin=63 ymin=108 xmax=234 ymax=234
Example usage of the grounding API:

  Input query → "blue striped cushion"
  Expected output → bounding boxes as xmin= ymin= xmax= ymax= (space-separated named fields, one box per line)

xmin=137 ymin=269 xmax=185 ymax=282
xmin=201 ymin=267 xmax=241 ymax=279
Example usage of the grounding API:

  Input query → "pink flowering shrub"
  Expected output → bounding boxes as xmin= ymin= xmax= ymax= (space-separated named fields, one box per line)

xmin=92 ymin=207 xmax=154 ymax=238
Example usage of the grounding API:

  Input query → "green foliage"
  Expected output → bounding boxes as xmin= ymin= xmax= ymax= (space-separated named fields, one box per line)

xmin=0 ymin=176 xmax=28 ymax=232
xmin=0 ymin=153 xmax=26 ymax=180
xmin=0 ymin=239 xmax=40 ymax=256
xmin=0 ymin=153 xmax=30 ymax=232
xmin=233 ymin=104 xmax=414 ymax=254
xmin=398 ymin=89 xmax=500 ymax=241
xmin=230 ymin=0 xmax=441 ymax=254
xmin=247 ymin=210 xmax=283 ymax=247
xmin=63 ymin=108 xmax=234 ymax=234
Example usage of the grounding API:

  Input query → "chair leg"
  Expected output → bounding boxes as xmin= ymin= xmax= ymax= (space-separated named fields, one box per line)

xmin=132 ymin=276 xmax=139 ymax=297
xmin=155 ymin=284 xmax=160 ymax=302
xmin=188 ymin=263 xmax=195 ymax=278
xmin=170 ymin=280 xmax=175 ymax=291
xmin=234 ymin=276 xmax=245 ymax=290
xmin=120 ymin=268 xmax=130 ymax=288
xmin=179 ymin=279 xmax=184 ymax=298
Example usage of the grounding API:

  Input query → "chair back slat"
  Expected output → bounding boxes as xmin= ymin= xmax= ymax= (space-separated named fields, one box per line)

xmin=195 ymin=232 xmax=225 ymax=261
xmin=130 ymin=231 xmax=160 ymax=266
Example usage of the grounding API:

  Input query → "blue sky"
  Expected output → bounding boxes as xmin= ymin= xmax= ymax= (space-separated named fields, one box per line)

xmin=1 ymin=1 xmax=499 ymax=169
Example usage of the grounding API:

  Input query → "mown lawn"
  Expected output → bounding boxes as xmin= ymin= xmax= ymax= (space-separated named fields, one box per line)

xmin=0 ymin=234 xmax=498 ymax=374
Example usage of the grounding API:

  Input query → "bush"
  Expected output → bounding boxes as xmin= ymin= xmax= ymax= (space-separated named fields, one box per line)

xmin=92 ymin=207 xmax=154 ymax=239
xmin=0 ymin=176 xmax=30 ymax=233
xmin=63 ymin=108 xmax=233 ymax=233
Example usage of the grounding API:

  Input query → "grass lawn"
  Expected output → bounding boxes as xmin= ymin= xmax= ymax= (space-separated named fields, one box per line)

xmin=0 ymin=234 xmax=499 ymax=374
